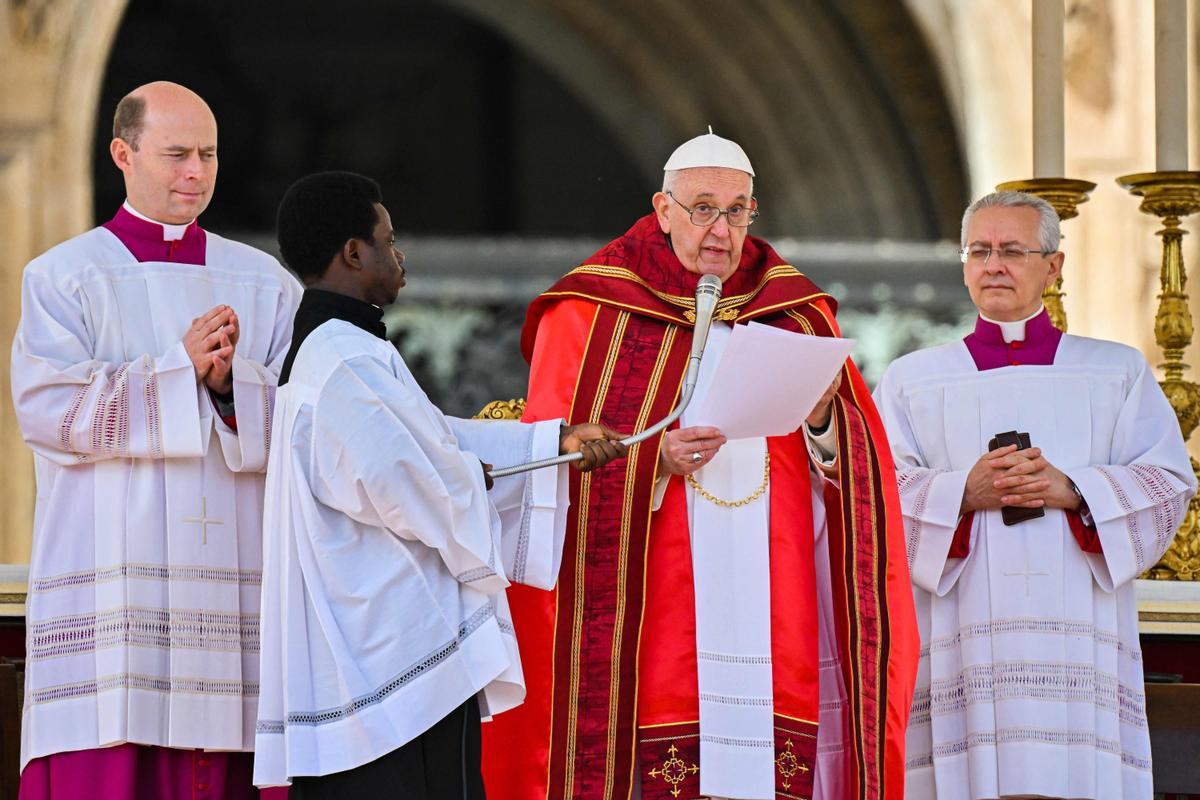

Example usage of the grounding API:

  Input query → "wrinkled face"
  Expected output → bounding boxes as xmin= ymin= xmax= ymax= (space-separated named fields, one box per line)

xmin=112 ymin=97 xmax=219 ymax=224
xmin=652 ymin=167 xmax=753 ymax=282
xmin=962 ymin=206 xmax=1063 ymax=321
xmin=356 ymin=203 xmax=407 ymax=306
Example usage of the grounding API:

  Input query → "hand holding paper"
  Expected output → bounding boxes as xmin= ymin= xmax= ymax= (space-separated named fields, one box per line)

xmin=691 ymin=322 xmax=855 ymax=440
xmin=807 ymin=370 xmax=844 ymax=429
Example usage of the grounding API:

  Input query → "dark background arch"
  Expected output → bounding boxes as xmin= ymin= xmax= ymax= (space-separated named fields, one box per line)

xmin=94 ymin=0 xmax=967 ymax=242
xmin=93 ymin=0 xmax=648 ymax=237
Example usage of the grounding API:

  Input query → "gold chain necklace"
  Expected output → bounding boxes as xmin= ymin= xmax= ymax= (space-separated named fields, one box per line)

xmin=686 ymin=451 xmax=771 ymax=508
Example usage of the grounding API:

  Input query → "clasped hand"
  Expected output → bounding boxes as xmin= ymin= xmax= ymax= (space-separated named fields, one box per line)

xmin=184 ymin=305 xmax=239 ymax=395
xmin=959 ymin=444 xmax=1080 ymax=515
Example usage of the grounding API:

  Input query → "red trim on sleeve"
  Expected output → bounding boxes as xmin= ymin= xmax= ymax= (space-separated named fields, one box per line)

xmin=948 ymin=511 xmax=974 ymax=558
xmin=1067 ymin=510 xmax=1103 ymax=553
xmin=207 ymin=390 xmax=238 ymax=432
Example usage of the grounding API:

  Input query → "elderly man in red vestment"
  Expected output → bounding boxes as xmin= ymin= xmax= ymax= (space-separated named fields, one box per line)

xmin=481 ymin=131 xmax=919 ymax=800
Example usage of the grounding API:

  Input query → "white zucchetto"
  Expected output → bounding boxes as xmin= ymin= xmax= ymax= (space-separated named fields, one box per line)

xmin=663 ymin=126 xmax=755 ymax=176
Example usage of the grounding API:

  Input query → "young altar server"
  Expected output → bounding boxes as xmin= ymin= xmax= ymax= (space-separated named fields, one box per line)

xmin=874 ymin=191 xmax=1196 ymax=800
xmin=253 ymin=171 xmax=625 ymax=798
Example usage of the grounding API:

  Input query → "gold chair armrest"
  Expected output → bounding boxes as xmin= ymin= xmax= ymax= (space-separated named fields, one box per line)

xmin=475 ymin=399 xmax=527 ymax=421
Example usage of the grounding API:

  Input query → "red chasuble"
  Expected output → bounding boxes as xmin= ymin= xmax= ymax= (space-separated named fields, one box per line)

xmin=480 ymin=215 xmax=918 ymax=800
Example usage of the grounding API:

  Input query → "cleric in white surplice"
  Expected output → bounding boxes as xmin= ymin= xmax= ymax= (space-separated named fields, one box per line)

xmin=253 ymin=171 xmax=625 ymax=796
xmin=11 ymin=81 xmax=301 ymax=799
xmin=874 ymin=191 xmax=1196 ymax=800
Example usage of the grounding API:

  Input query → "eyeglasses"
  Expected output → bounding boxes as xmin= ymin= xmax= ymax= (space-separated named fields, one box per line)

xmin=960 ymin=244 xmax=1056 ymax=266
xmin=666 ymin=192 xmax=759 ymax=227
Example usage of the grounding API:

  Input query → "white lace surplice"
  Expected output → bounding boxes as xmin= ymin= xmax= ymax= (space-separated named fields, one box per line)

xmin=253 ymin=320 xmax=569 ymax=787
xmin=874 ymin=334 xmax=1195 ymax=800
xmin=11 ymin=227 xmax=301 ymax=767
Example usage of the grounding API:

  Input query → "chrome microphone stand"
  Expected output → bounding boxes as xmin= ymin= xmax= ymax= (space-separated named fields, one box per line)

xmin=488 ymin=274 xmax=723 ymax=479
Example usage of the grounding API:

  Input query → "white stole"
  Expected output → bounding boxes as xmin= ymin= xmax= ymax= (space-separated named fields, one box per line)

xmin=682 ymin=322 xmax=775 ymax=799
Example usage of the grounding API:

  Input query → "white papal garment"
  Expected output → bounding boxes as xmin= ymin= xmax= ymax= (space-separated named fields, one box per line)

xmin=11 ymin=224 xmax=301 ymax=767
xmin=874 ymin=330 xmax=1195 ymax=800
xmin=253 ymin=319 xmax=570 ymax=787
xmin=658 ymin=321 xmax=847 ymax=800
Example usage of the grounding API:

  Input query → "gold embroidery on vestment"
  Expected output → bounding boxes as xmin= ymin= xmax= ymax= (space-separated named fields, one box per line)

xmin=775 ymin=738 xmax=811 ymax=790
xmin=646 ymin=743 xmax=698 ymax=798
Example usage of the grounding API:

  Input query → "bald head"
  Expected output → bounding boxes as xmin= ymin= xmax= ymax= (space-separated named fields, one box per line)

xmin=110 ymin=81 xmax=218 ymax=224
xmin=113 ymin=82 xmax=215 ymax=151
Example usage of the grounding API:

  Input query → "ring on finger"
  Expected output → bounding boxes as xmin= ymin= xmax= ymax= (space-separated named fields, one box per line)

xmin=690 ymin=451 xmax=704 ymax=464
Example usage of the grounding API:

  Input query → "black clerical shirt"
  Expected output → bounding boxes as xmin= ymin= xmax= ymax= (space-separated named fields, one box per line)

xmin=278 ymin=289 xmax=388 ymax=386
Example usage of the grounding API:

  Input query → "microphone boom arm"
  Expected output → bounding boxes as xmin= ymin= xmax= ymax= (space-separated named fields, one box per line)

xmin=488 ymin=275 xmax=723 ymax=480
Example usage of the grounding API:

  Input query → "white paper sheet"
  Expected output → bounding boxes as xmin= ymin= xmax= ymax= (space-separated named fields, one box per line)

xmin=691 ymin=321 xmax=855 ymax=440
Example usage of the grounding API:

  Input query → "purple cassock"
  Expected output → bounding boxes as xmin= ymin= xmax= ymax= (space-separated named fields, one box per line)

xmin=100 ymin=204 xmax=208 ymax=266
xmin=963 ymin=307 xmax=1063 ymax=370
xmin=17 ymin=205 xmax=285 ymax=800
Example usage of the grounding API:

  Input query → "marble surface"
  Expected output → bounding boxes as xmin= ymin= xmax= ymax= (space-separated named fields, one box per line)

xmin=0 ymin=563 xmax=27 ymax=617
xmin=1136 ymin=578 xmax=1200 ymax=634
xmin=1 ymin=566 xmax=1197 ymax=629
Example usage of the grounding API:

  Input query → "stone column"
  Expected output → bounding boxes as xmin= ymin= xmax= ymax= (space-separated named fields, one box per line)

xmin=0 ymin=0 xmax=128 ymax=562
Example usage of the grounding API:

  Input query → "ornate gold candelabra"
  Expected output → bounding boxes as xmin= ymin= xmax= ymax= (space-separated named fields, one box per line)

xmin=995 ymin=178 xmax=1097 ymax=331
xmin=1117 ymin=171 xmax=1200 ymax=580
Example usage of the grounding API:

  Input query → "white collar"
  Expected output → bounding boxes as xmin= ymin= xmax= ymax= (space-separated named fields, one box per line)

xmin=123 ymin=201 xmax=193 ymax=242
xmin=980 ymin=305 xmax=1044 ymax=343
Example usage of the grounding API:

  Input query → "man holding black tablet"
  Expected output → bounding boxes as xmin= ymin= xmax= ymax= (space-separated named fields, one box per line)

xmin=875 ymin=191 xmax=1196 ymax=800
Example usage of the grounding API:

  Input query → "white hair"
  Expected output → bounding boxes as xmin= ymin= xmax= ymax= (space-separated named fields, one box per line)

xmin=961 ymin=191 xmax=1061 ymax=252
xmin=662 ymin=168 xmax=754 ymax=197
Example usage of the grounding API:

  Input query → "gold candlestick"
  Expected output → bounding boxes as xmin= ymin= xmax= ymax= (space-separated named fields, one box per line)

xmin=1117 ymin=170 xmax=1200 ymax=580
xmin=995 ymin=178 xmax=1097 ymax=331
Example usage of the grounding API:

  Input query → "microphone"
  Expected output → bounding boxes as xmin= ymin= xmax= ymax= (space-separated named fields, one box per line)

xmin=682 ymin=274 xmax=723 ymax=397
xmin=488 ymin=273 xmax=725 ymax=479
